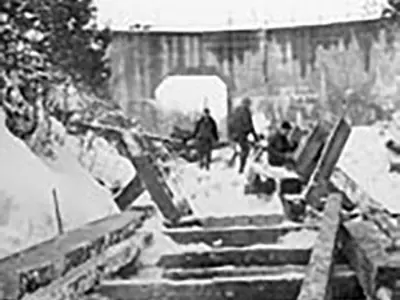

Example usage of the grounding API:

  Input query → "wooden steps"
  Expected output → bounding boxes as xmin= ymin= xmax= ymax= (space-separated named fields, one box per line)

xmin=98 ymin=267 xmax=363 ymax=300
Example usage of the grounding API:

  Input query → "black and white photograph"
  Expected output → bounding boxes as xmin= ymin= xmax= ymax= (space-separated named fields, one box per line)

xmin=1 ymin=0 xmax=400 ymax=299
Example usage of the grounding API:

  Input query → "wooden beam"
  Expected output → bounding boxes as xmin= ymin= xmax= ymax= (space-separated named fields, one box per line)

xmin=163 ymin=225 xmax=318 ymax=247
xmin=0 ymin=211 xmax=148 ymax=300
xmin=162 ymin=264 xmax=353 ymax=281
xmin=297 ymin=193 xmax=343 ymax=300
xmin=21 ymin=231 xmax=152 ymax=300
xmin=304 ymin=118 xmax=351 ymax=209
xmin=170 ymin=213 xmax=285 ymax=228
xmin=114 ymin=175 xmax=145 ymax=210
xmin=158 ymin=247 xmax=313 ymax=269
xmin=97 ymin=268 xmax=363 ymax=300
xmin=310 ymin=118 xmax=351 ymax=181
xmin=122 ymin=131 xmax=193 ymax=224
xmin=294 ymin=122 xmax=331 ymax=181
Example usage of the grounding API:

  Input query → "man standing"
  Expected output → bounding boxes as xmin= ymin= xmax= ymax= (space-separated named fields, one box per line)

xmin=267 ymin=121 xmax=298 ymax=167
xmin=192 ymin=108 xmax=219 ymax=170
xmin=228 ymin=97 xmax=258 ymax=174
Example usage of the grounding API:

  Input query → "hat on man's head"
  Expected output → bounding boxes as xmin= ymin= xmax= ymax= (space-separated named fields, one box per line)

xmin=242 ymin=97 xmax=251 ymax=106
xmin=281 ymin=121 xmax=292 ymax=130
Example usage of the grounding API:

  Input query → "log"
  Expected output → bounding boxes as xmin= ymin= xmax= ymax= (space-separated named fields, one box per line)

xmin=97 ymin=268 xmax=363 ymax=300
xmin=163 ymin=225 xmax=318 ymax=247
xmin=297 ymin=193 xmax=343 ymax=300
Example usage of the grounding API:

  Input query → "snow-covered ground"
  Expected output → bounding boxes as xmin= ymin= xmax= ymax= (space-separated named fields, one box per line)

xmin=0 ymin=110 xmax=119 ymax=259
xmin=337 ymin=124 xmax=400 ymax=214
xmin=133 ymin=146 xmax=317 ymax=269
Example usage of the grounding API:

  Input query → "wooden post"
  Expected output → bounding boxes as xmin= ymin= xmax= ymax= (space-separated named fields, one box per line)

xmin=52 ymin=188 xmax=64 ymax=235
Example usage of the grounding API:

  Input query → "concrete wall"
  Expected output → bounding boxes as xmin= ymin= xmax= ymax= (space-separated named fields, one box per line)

xmin=109 ymin=19 xmax=400 ymax=126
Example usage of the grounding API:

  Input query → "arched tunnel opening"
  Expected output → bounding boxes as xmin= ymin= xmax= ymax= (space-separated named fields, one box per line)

xmin=154 ymin=75 xmax=229 ymax=138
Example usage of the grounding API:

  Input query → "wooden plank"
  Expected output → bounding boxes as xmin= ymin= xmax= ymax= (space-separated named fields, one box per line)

xmin=162 ymin=264 xmax=352 ymax=281
xmin=114 ymin=175 xmax=145 ymax=210
xmin=294 ymin=123 xmax=330 ymax=181
xmin=0 ymin=211 xmax=148 ymax=299
xmin=157 ymin=247 xmax=348 ymax=269
xmin=297 ymin=193 xmax=343 ymax=300
xmin=172 ymin=214 xmax=284 ymax=228
xmin=308 ymin=118 xmax=351 ymax=182
xmin=97 ymin=268 xmax=364 ymax=300
xmin=164 ymin=225 xmax=318 ymax=247
xmin=158 ymin=247 xmax=311 ymax=268
xmin=21 ymin=231 xmax=152 ymax=300
xmin=122 ymin=131 xmax=193 ymax=224
xmin=130 ymin=154 xmax=182 ymax=223
xmin=304 ymin=118 xmax=351 ymax=209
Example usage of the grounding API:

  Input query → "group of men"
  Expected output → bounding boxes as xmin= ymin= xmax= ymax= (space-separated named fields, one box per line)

xmin=188 ymin=97 xmax=298 ymax=173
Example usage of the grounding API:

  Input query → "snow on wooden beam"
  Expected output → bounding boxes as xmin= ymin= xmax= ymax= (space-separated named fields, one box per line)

xmin=97 ymin=267 xmax=363 ymax=300
xmin=22 ymin=231 xmax=152 ymax=300
xmin=162 ymin=264 xmax=353 ymax=281
xmin=0 ymin=210 xmax=150 ymax=300
xmin=170 ymin=213 xmax=285 ymax=228
xmin=163 ymin=225 xmax=319 ymax=247
xmin=297 ymin=193 xmax=343 ymax=300
xmin=158 ymin=247 xmax=348 ymax=269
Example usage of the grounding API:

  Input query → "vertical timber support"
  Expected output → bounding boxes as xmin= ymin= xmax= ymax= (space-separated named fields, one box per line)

xmin=304 ymin=118 xmax=351 ymax=209
xmin=297 ymin=193 xmax=343 ymax=300
xmin=121 ymin=131 xmax=183 ymax=224
xmin=294 ymin=122 xmax=331 ymax=182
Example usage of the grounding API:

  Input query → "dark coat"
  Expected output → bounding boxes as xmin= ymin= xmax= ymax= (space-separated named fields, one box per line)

xmin=228 ymin=105 xmax=257 ymax=141
xmin=267 ymin=131 xmax=297 ymax=167
xmin=193 ymin=115 xmax=219 ymax=143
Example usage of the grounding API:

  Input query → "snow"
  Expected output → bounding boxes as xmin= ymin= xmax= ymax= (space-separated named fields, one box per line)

xmin=0 ymin=110 xmax=119 ymax=259
xmin=133 ymin=145 xmax=320 ymax=268
xmin=155 ymin=75 xmax=228 ymax=135
xmin=337 ymin=125 xmax=400 ymax=214
xmin=175 ymin=148 xmax=285 ymax=218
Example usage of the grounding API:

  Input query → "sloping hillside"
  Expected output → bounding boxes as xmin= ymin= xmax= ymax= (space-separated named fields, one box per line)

xmin=0 ymin=109 xmax=119 ymax=259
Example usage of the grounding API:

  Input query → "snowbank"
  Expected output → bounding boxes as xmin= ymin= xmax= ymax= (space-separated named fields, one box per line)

xmin=0 ymin=110 xmax=119 ymax=259
xmin=338 ymin=125 xmax=400 ymax=213
xmin=28 ymin=114 xmax=135 ymax=192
